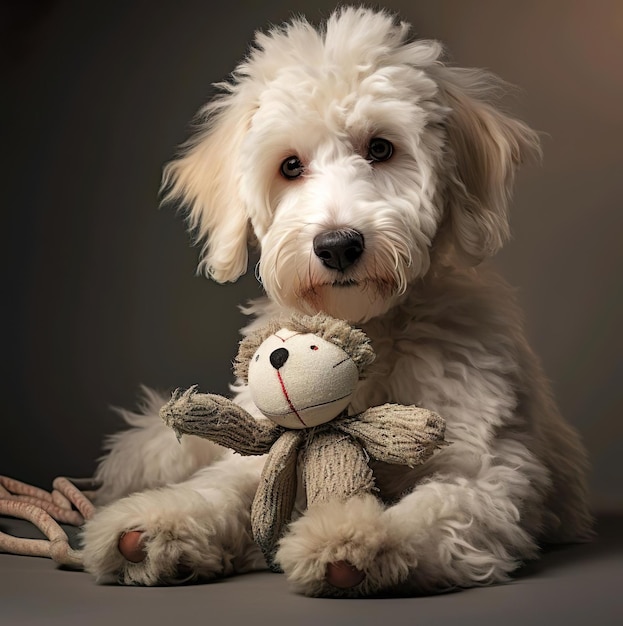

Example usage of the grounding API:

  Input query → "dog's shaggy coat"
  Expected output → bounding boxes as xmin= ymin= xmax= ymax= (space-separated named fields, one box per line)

xmin=82 ymin=7 xmax=593 ymax=596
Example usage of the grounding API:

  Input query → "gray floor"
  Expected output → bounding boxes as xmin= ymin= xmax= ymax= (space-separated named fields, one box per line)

xmin=1 ymin=514 xmax=622 ymax=626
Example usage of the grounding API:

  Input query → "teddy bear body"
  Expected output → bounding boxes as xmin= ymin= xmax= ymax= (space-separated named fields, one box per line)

xmin=160 ymin=314 xmax=447 ymax=571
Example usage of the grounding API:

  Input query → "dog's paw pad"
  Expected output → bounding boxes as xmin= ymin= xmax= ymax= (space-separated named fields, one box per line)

xmin=118 ymin=530 xmax=147 ymax=563
xmin=325 ymin=560 xmax=366 ymax=588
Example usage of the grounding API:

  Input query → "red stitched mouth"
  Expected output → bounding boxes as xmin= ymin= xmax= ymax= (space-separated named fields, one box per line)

xmin=256 ymin=392 xmax=352 ymax=420
xmin=276 ymin=370 xmax=307 ymax=427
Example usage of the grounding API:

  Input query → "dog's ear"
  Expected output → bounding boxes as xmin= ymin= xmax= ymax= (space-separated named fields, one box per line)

xmin=433 ymin=67 xmax=541 ymax=264
xmin=161 ymin=98 xmax=254 ymax=283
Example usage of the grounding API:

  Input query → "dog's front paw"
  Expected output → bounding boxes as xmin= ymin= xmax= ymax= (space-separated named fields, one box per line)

xmin=275 ymin=495 xmax=414 ymax=597
xmin=82 ymin=485 xmax=260 ymax=585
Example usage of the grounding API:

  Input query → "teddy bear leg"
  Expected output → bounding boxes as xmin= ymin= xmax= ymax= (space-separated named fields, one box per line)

xmin=275 ymin=494 xmax=394 ymax=597
xmin=292 ymin=430 xmax=377 ymax=592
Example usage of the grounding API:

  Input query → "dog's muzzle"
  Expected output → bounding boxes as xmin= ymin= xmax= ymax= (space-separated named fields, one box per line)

xmin=313 ymin=229 xmax=364 ymax=272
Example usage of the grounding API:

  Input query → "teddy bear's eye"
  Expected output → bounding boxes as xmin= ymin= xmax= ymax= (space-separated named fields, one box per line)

xmin=255 ymin=354 xmax=260 ymax=361
xmin=310 ymin=345 xmax=318 ymax=351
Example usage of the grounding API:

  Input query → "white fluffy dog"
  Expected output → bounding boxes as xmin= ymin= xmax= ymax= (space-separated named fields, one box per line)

xmin=82 ymin=7 xmax=593 ymax=596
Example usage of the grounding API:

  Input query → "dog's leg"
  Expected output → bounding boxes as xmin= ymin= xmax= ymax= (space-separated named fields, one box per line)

xmin=276 ymin=437 xmax=549 ymax=597
xmin=82 ymin=453 xmax=266 ymax=584
xmin=93 ymin=387 xmax=226 ymax=505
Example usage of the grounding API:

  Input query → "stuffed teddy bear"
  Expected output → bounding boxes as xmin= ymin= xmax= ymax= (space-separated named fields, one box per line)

xmin=160 ymin=313 xmax=447 ymax=573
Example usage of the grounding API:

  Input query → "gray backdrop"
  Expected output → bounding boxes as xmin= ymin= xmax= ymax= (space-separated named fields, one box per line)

xmin=3 ymin=0 xmax=622 ymax=510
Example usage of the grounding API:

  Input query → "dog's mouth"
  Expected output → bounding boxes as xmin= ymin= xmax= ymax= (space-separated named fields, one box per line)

xmin=295 ymin=276 xmax=401 ymax=323
xmin=304 ymin=276 xmax=397 ymax=296
xmin=329 ymin=279 xmax=359 ymax=288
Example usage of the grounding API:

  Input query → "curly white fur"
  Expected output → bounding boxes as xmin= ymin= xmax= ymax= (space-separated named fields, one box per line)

xmin=82 ymin=7 xmax=593 ymax=596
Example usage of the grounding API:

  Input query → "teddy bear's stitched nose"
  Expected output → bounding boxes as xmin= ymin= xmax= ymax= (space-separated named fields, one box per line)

xmin=269 ymin=348 xmax=289 ymax=370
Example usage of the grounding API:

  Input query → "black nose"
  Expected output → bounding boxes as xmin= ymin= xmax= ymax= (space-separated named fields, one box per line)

xmin=269 ymin=347 xmax=289 ymax=370
xmin=313 ymin=230 xmax=364 ymax=272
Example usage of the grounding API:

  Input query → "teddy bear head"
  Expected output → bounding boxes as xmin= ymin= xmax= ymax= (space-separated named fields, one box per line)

xmin=234 ymin=313 xmax=375 ymax=429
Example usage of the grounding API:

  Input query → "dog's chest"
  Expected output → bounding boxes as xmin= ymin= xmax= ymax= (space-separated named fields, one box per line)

xmin=349 ymin=337 xmax=431 ymax=412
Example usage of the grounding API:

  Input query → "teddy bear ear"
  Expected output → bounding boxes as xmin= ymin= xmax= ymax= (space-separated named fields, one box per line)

xmin=348 ymin=332 xmax=376 ymax=375
xmin=275 ymin=312 xmax=377 ymax=377
xmin=233 ymin=320 xmax=284 ymax=382
xmin=233 ymin=337 xmax=258 ymax=383
xmin=322 ymin=317 xmax=376 ymax=376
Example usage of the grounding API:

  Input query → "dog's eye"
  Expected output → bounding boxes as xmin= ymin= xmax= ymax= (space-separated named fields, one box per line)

xmin=310 ymin=345 xmax=318 ymax=351
xmin=280 ymin=156 xmax=304 ymax=179
xmin=368 ymin=138 xmax=393 ymax=162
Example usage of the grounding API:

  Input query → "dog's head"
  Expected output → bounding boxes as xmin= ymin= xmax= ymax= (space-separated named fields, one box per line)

xmin=162 ymin=7 xmax=540 ymax=323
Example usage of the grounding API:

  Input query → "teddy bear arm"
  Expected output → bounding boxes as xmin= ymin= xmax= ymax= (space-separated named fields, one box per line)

xmin=335 ymin=404 xmax=447 ymax=467
xmin=251 ymin=430 xmax=303 ymax=571
xmin=160 ymin=388 xmax=283 ymax=455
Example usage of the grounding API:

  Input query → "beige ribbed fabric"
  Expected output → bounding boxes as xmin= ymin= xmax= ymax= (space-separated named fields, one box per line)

xmin=161 ymin=390 xmax=446 ymax=571
xmin=161 ymin=387 xmax=284 ymax=454
xmin=251 ymin=430 xmax=302 ymax=568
